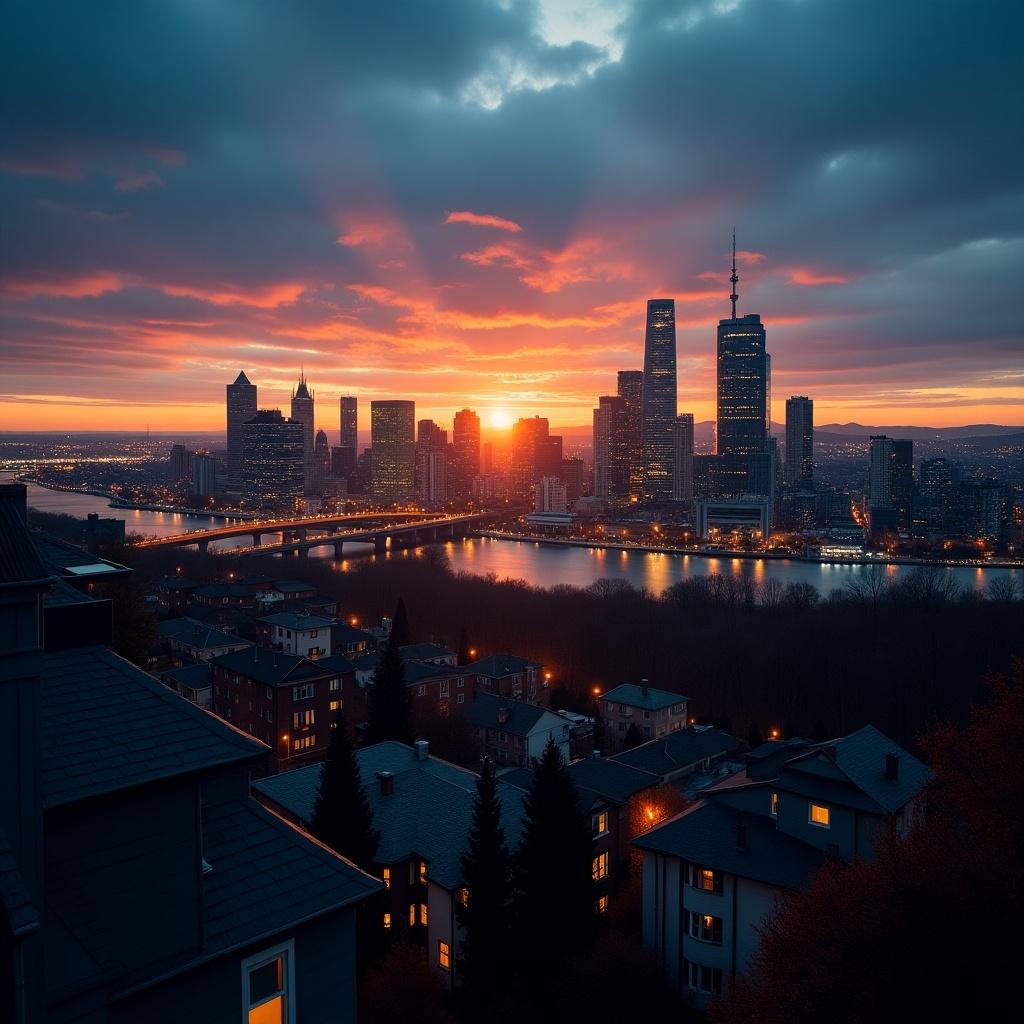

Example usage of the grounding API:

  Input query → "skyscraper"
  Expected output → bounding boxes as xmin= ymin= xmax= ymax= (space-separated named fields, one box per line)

xmin=416 ymin=419 xmax=448 ymax=505
xmin=868 ymin=435 xmax=894 ymax=507
xmin=672 ymin=414 xmax=694 ymax=502
xmin=616 ymin=370 xmax=644 ymax=504
xmin=189 ymin=451 xmax=217 ymax=498
xmin=510 ymin=416 xmax=550 ymax=499
xmin=339 ymin=396 xmax=358 ymax=450
xmin=593 ymin=395 xmax=628 ymax=505
xmin=170 ymin=444 xmax=192 ymax=484
xmin=452 ymin=409 xmax=481 ymax=497
xmin=784 ymin=396 xmax=814 ymax=488
xmin=891 ymin=439 xmax=914 ymax=531
xmin=313 ymin=428 xmax=330 ymax=492
xmin=641 ymin=299 xmax=677 ymax=502
xmin=226 ymin=370 xmax=257 ymax=487
xmin=242 ymin=410 xmax=305 ymax=511
xmin=371 ymin=401 xmax=415 ymax=500
xmin=290 ymin=373 xmax=315 ymax=494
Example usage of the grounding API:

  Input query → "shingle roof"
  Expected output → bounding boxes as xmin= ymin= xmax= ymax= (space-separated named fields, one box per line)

xmin=602 ymin=683 xmax=688 ymax=711
xmin=271 ymin=579 xmax=316 ymax=594
xmin=201 ymin=797 xmax=380 ymax=952
xmin=463 ymin=693 xmax=562 ymax=736
xmin=162 ymin=662 xmax=212 ymax=689
xmin=44 ymin=575 xmax=97 ymax=606
xmin=194 ymin=583 xmax=252 ymax=599
xmin=156 ymin=617 xmax=250 ymax=652
xmin=254 ymin=741 xmax=526 ymax=891
xmin=41 ymin=646 xmax=267 ymax=807
xmin=316 ymin=653 xmax=356 ymax=674
xmin=612 ymin=728 xmax=742 ymax=777
xmin=259 ymin=611 xmax=334 ymax=630
xmin=466 ymin=653 xmax=541 ymax=677
xmin=634 ymin=800 xmax=827 ymax=890
xmin=0 ymin=830 xmax=38 ymax=937
xmin=331 ymin=623 xmax=374 ymax=645
xmin=210 ymin=647 xmax=328 ymax=686
xmin=400 ymin=642 xmax=455 ymax=661
xmin=567 ymin=757 xmax=660 ymax=803
xmin=0 ymin=501 xmax=49 ymax=586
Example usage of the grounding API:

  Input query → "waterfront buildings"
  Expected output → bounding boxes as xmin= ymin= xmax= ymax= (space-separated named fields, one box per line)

xmin=696 ymin=496 xmax=772 ymax=539
xmin=242 ymin=409 xmax=305 ymax=511
xmin=465 ymin=693 xmax=573 ymax=767
xmin=170 ymin=443 xmax=191 ymax=483
xmin=416 ymin=419 xmax=448 ymax=505
xmin=784 ymin=396 xmax=813 ymax=488
xmin=673 ymin=413 xmax=695 ymax=503
xmin=892 ymin=438 xmax=914 ymax=531
xmin=189 ymin=450 xmax=217 ymax=498
xmin=617 ymin=370 xmax=645 ymax=503
xmin=593 ymin=395 xmax=629 ymax=506
xmin=371 ymin=400 xmax=415 ymax=500
xmin=511 ymin=416 xmax=561 ymax=501
xmin=339 ymin=395 xmax=358 ymax=449
xmin=290 ymin=372 xmax=315 ymax=494
xmin=641 ymin=299 xmax=678 ymax=502
xmin=867 ymin=434 xmax=914 ymax=534
xmin=599 ymin=682 xmax=689 ymax=753
xmin=226 ymin=369 xmax=257 ymax=487
xmin=451 ymin=408 xmax=481 ymax=497
xmin=535 ymin=475 xmax=568 ymax=513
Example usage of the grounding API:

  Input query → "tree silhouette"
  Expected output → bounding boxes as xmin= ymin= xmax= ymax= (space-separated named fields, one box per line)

xmin=309 ymin=712 xmax=379 ymax=870
xmin=456 ymin=759 xmax=512 ymax=1011
xmin=622 ymin=721 xmax=643 ymax=750
xmin=391 ymin=595 xmax=412 ymax=647
xmin=365 ymin=630 xmax=414 ymax=746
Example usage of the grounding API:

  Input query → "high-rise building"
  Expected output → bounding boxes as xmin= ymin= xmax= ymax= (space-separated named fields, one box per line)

xmin=339 ymin=396 xmax=358 ymax=450
xmin=919 ymin=457 xmax=958 ymax=533
xmin=242 ymin=410 xmax=305 ymax=511
xmin=170 ymin=444 xmax=192 ymax=484
xmin=672 ymin=414 xmax=694 ymax=502
xmin=617 ymin=370 xmax=644 ymax=503
xmin=188 ymin=451 xmax=217 ymax=498
xmin=641 ymin=299 xmax=677 ymax=502
xmin=452 ymin=409 xmax=481 ymax=496
xmin=511 ymin=417 xmax=552 ymax=499
xmin=891 ymin=439 xmax=914 ymax=531
xmin=371 ymin=401 xmax=415 ymax=500
xmin=481 ymin=441 xmax=494 ymax=477
xmin=784 ymin=396 xmax=814 ymax=488
xmin=290 ymin=373 xmax=315 ymax=494
xmin=561 ymin=457 xmax=584 ymax=504
xmin=416 ymin=419 xmax=448 ymax=505
xmin=226 ymin=370 xmax=257 ymax=487
xmin=535 ymin=476 xmax=568 ymax=513
xmin=868 ymin=435 xmax=894 ymax=506
xmin=593 ymin=395 xmax=628 ymax=504
xmin=313 ymin=428 xmax=331 ymax=492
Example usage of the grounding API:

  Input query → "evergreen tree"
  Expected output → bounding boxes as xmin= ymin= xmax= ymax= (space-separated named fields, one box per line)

xmin=515 ymin=737 xmax=595 ymax=994
xmin=310 ymin=713 xmax=379 ymax=870
xmin=365 ymin=630 xmax=414 ymax=746
xmin=622 ymin=722 xmax=643 ymax=751
xmin=456 ymin=759 xmax=512 ymax=1010
xmin=456 ymin=624 xmax=471 ymax=666
xmin=391 ymin=596 xmax=412 ymax=647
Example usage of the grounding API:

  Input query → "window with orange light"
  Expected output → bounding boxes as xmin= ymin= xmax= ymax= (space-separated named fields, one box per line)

xmin=438 ymin=940 xmax=451 ymax=970
xmin=383 ymin=912 xmax=391 ymax=930
xmin=592 ymin=852 xmax=609 ymax=881
xmin=243 ymin=942 xmax=292 ymax=1024
xmin=809 ymin=803 xmax=831 ymax=828
xmin=382 ymin=867 xmax=390 ymax=889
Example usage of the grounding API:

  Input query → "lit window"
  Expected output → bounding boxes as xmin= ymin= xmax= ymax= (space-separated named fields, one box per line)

xmin=329 ymin=700 xmax=341 ymax=712
xmin=243 ymin=942 xmax=293 ymax=1024
xmin=592 ymin=811 xmax=609 ymax=837
xmin=382 ymin=867 xmax=391 ymax=889
xmin=330 ymin=678 xmax=340 ymax=692
xmin=687 ymin=911 xmax=723 ymax=945
xmin=596 ymin=895 xmax=609 ymax=914
xmin=292 ymin=735 xmax=316 ymax=751
xmin=420 ymin=903 xmax=428 ymax=926
xmin=809 ymin=803 xmax=831 ymax=828
xmin=409 ymin=904 xmax=416 ymax=927
xmin=292 ymin=709 xmax=314 ymax=729
xmin=770 ymin=792 xmax=779 ymax=817
xmin=383 ymin=912 xmax=391 ymax=930
xmin=592 ymin=852 xmax=609 ymax=881
xmin=438 ymin=940 xmax=451 ymax=971
xmin=694 ymin=866 xmax=722 ymax=894
xmin=419 ymin=861 xmax=427 ymax=883
xmin=457 ymin=887 xmax=469 ymax=906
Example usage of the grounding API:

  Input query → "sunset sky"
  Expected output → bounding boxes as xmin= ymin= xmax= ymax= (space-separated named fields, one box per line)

xmin=2 ymin=0 xmax=1022 ymax=435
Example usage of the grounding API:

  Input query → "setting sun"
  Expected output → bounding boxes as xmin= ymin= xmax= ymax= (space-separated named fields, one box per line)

xmin=488 ymin=409 xmax=513 ymax=429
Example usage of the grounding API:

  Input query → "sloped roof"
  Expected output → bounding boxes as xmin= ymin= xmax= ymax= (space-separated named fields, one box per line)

xmin=0 ymin=831 xmax=38 ymax=937
xmin=400 ymin=642 xmax=455 ymax=661
xmin=464 ymin=693 xmax=564 ymax=736
xmin=567 ymin=757 xmax=660 ymax=803
xmin=41 ymin=646 xmax=266 ymax=807
xmin=602 ymin=683 xmax=688 ymax=711
xmin=260 ymin=611 xmax=333 ymax=631
xmin=210 ymin=647 xmax=327 ymax=686
xmin=232 ymin=370 xmax=252 ymax=386
xmin=466 ymin=653 xmax=541 ymax=677
xmin=0 ymin=501 xmax=49 ymax=586
xmin=161 ymin=662 xmax=212 ymax=690
xmin=612 ymin=728 xmax=742 ymax=777
xmin=634 ymin=800 xmax=826 ymax=890
xmin=156 ymin=617 xmax=250 ymax=652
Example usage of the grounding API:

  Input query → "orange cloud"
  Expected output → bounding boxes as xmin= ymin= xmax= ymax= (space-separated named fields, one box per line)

xmin=160 ymin=281 xmax=307 ymax=308
xmin=1 ymin=271 xmax=126 ymax=299
xmin=444 ymin=210 xmax=523 ymax=233
xmin=788 ymin=268 xmax=849 ymax=286
xmin=460 ymin=243 xmax=532 ymax=269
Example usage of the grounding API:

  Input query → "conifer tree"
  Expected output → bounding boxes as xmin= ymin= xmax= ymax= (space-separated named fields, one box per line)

xmin=456 ymin=624 xmax=471 ymax=666
xmin=310 ymin=713 xmax=379 ymax=870
xmin=622 ymin=722 xmax=643 ymax=750
xmin=456 ymin=759 xmax=512 ymax=1009
xmin=391 ymin=596 xmax=412 ymax=647
xmin=365 ymin=629 xmax=414 ymax=746
xmin=515 ymin=737 xmax=595 ymax=992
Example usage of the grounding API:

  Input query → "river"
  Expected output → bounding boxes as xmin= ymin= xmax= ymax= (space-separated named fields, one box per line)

xmin=18 ymin=479 xmax=1020 ymax=598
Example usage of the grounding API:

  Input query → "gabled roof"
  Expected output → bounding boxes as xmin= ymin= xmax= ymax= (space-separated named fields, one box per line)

xmin=464 ymin=693 xmax=566 ymax=737
xmin=156 ymin=617 xmax=250 ymax=652
xmin=193 ymin=583 xmax=253 ymax=599
xmin=232 ymin=370 xmax=253 ymax=386
xmin=315 ymin=653 xmax=356 ymax=674
xmin=259 ymin=611 xmax=333 ymax=631
xmin=634 ymin=800 xmax=826 ymax=890
xmin=41 ymin=646 xmax=267 ymax=807
xmin=210 ymin=647 xmax=329 ymax=686
xmin=162 ymin=662 xmax=212 ymax=689
xmin=272 ymin=579 xmax=317 ymax=594
xmin=602 ymin=683 xmax=688 ymax=711
xmin=567 ymin=757 xmax=660 ymax=804
xmin=331 ymin=623 xmax=374 ymax=645
xmin=400 ymin=642 xmax=455 ymax=662
xmin=612 ymin=727 xmax=743 ymax=777
xmin=466 ymin=653 xmax=541 ymax=677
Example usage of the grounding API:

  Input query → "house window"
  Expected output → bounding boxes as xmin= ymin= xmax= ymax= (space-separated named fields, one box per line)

xmin=417 ymin=685 xmax=426 ymax=697
xmin=330 ymin=678 xmax=340 ymax=692
xmin=330 ymin=700 xmax=341 ymax=713
xmin=291 ymin=684 xmax=314 ymax=700
xmin=457 ymin=694 xmax=465 ymax=704
xmin=771 ymin=792 xmax=779 ymax=817
xmin=643 ymin=710 xmax=651 ymax=720
xmin=592 ymin=852 xmax=609 ymax=881
xmin=672 ymin=703 xmax=685 ymax=715
xmin=242 ymin=941 xmax=294 ymax=1024
xmin=692 ymin=866 xmax=723 ymax=894
xmin=809 ymin=803 xmax=831 ymax=828
xmin=440 ymin=680 xmax=450 ymax=697
xmin=438 ymin=941 xmax=451 ymax=971
xmin=383 ymin=912 xmax=391 ymax=930
xmin=457 ymin=678 xmax=464 ymax=688
xmin=593 ymin=811 xmax=609 ymax=837
xmin=685 ymin=961 xmax=723 ymax=995
xmin=292 ymin=735 xmax=316 ymax=751
xmin=457 ymin=887 xmax=469 ymax=906
xmin=596 ymin=895 xmax=609 ymax=914
xmin=292 ymin=709 xmax=315 ymax=729
xmin=310 ymin=630 xmax=317 ymax=639
xmin=687 ymin=911 xmax=723 ymax=945
xmin=409 ymin=903 xmax=427 ymax=927
xmin=409 ymin=904 xmax=416 ymax=927
xmin=420 ymin=903 xmax=428 ymax=926
xmin=440 ymin=701 xmax=449 ymax=717
xmin=382 ymin=868 xmax=391 ymax=889
xmin=419 ymin=860 xmax=428 ymax=883
xmin=266 ymin=688 xmax=273 ymax=700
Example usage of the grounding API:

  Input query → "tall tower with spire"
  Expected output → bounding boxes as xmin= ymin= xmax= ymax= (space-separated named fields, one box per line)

xmin=226 ymin=370 xmax=257 ymax=489
xmin=290 ymin=371 xmax=315 ymax=494
xmin=716 ymin=236 xmax=773 ymax=501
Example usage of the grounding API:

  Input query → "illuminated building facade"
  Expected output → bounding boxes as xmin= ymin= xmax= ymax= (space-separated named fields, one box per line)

xmin=784 ymin=396 xmax=814 ymax=488
xmin=290 ymin=373 xmax=315 ymax=494
xmin=451 ymin=408 xmax=481 ymax=497
xmin=617 ymin=370 xmax=644 ymax=503
xmin=226 ymin=370 xmax=257 ymax=487
xmin=242 ymin=409 xmax=305 ymax=511
xmin=371 ymin=400 xmax=415 ymax=500
xmin=641 ymin=299 xmax=677 ymax=502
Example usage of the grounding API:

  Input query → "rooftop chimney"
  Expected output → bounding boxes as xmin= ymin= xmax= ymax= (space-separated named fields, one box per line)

xmin=640 ymin=678 xmax=649 ymax=697
xmin=885 ymin=753 xmax=900 ymax=781
xmin=736 ymin=817 xmax=747 ymax=849
xmin=377 ymin=770 xmax=394 ymax=796
xmin=414 ymin=739 xmax=429 ymax=761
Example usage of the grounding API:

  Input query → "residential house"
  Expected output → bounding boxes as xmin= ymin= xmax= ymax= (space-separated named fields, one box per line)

xmin=464 ymin=693 xmax=572 ymax=767
xmin=260 ymin=611 xmax=334 ymax=660
xmin=157 ymin=616 xmax=253 ymax=663
xmin=192 ymin=582 xmax=258 ymax=609
xmin=612 ymin=726 xmax=743 ymax=784
xmin=467 ymin=653 xmax=548 ymax=706
xmin=254 ymin=740 xmax=526 ymax=990
xmin=599 ymin=680 xmax=689 ymax=753
xmin=400 ymin=642 xmax=456 ymax=666
xmin=331 ymin=622 xmax=374 ymax=658
xmin=161 ymin=661 xmax=213 ymax=708
xmin=634 ymin=728 xmax=933 ymax=1007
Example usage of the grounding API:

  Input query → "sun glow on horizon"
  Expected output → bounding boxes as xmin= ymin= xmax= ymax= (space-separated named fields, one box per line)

xmin=488 ymin=409 xmax=513 ymax=429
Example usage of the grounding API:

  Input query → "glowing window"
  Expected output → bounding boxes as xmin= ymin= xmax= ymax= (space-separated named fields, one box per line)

xmin=593 ymin=811 xmax=609 ymax=837
xmin=809 ymin=803 xmax=831 ymax=828
xmin=419 ymin=860 xmax=427 ymax=883
xmin=770 ymin=792 xmax=779 ymax=817
xmin=419 ymin=903 xmax=428 ymax=926
xmin=383 ymin=912 xmax=391 ymax=930
xmin=592 ymin=852 xmax=609 ymax=881
xmin=438 ymin=940 xmax=451 ymax=971
xmin=329 ymin=700 xmax=341 ymax=713
xmin=695 ymin=867 xmax=722 ymax=893
xmin=243 ymin=942 xmax=292 ymax=1024
xmin=596 ymin=895 xmax=609 ymax=914
xmin=382 ymin=867 xmax=390 ymax=889
xmin=409 ymin=903 xmax=416 ymax=927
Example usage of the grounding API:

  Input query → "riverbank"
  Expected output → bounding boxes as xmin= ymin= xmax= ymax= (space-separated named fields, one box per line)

xmin=472 ymin=530 xmax=1021 ymax=571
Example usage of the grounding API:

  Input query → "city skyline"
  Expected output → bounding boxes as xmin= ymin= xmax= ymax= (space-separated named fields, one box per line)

xmin=2 ymin=2 xmax=1022 ymax=432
